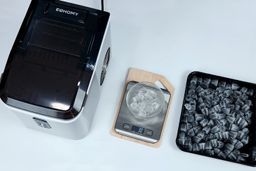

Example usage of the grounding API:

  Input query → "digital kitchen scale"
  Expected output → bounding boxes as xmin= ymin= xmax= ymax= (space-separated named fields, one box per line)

xmin=114 ymin=81 xmax=171 ymax=143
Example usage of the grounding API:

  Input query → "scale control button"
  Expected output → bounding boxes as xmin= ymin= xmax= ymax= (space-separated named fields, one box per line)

xmin=123 ymin=123 xmax=131 ymax=130
xmin=145 ymin=129 xmax=153 ymax=137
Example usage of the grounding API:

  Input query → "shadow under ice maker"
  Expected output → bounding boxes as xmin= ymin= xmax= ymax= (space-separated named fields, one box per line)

xmin=0 ymin=0 xmax=111 ymax=139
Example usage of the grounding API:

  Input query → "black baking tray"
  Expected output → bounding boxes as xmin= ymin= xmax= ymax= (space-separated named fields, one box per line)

xmin=176 ymin=71 xmax=256 ymax=166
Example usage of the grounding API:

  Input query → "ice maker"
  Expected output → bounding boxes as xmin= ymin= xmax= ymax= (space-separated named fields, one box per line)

xmin=0 ymin=0 xmax=111 ymax=139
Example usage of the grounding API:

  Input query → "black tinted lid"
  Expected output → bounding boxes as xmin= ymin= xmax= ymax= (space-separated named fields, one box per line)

xmin=0 ymin=0 xmax=110 ymax=119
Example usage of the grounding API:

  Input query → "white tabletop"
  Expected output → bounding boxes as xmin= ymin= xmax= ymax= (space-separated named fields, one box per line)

xmin=1 ymin=0 xmax=256 ymax=170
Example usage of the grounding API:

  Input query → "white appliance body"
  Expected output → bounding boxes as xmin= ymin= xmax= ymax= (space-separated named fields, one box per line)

xmin=0 ymin=3 xmax=111 ymax=139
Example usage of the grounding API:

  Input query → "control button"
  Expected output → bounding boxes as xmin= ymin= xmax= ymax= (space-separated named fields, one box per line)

xmin=145 ymin=129 xmax=153 ymax=137
xmin=123 ymin=123 xmax=130 ymax=130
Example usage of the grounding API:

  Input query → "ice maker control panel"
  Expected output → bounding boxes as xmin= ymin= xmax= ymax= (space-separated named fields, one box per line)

xmin=33 ymin=118 xmax=51 ymax=129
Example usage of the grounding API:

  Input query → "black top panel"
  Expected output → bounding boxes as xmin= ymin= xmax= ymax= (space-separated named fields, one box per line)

xmin=0 ymin=0 xmax=110 ymax=119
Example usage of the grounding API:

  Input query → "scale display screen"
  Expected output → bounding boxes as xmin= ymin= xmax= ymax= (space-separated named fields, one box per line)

xmin=132 ymin=125 xmax=145 ymax=134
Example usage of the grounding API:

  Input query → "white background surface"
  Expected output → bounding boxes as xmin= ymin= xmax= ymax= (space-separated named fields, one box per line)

xmin=1 ymin=0 xmax=256 ymax=170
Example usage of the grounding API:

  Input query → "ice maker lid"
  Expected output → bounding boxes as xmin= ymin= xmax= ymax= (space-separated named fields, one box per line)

xmin=0 ymin=0 xmax=110 ymax=119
